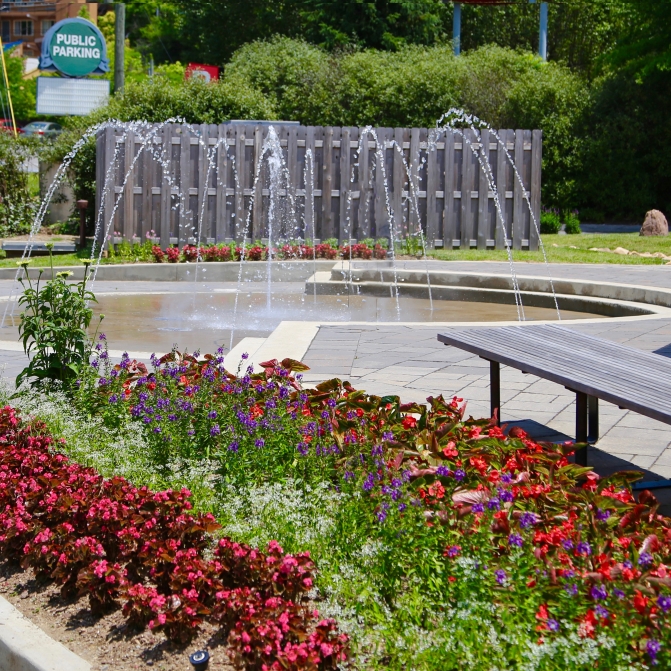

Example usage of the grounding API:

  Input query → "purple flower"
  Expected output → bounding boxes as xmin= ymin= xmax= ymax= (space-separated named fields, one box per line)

xmin=321 ymin=410 xmax=330 ymax=419
xmin=363 ymin=473 xmax=375 ymax=491
xmin=639 ymin=552 xmax=653 ymax=567
xmin=547 ymin=619 xmax=560 ymax=632
xmin=454 ymin=469 xmax=465 ymax=481
xmin=382 ymin=431 xmax=394 ymax=442
xmin=657 ymin=595 xmax=671 ymax=613
xmin=398 ymin=503 xmax=407 ymax=512
xmin=436 ymin=466 xmax=451 ymax=477
xmin=594 ymin=604 xmax=609 ymax=619
xmin=596 ymin=508 xmax=611 ymax=521
xmin=494 ymin=569 xmax=506 ymax=585
xmin=208 ymin=410 xmax=217 ymax=419
xmin=498 ymin=488 xmax=514 ymax=503
xmin=647 ymin=639 xmax=661 ymax=665
xmin=327 ymin=398 xmax=337 ymax=408
xmin=210 ymin=424 xmax=221 ymax=436
xmin=487 ymin=498 xmax=500 ymax=511
xmin=564 ymin=583 xmax=578 ymax=596
xmin=613 ymin=588 xmax=625 ymax=600
xmin=371 ymin=444 xmax=383 ymax=457
xmin=187 ymin=429 xmax=195 ymax=436
xmin=472 ymin=502 xmax=485 ymax=514
xmin=591 ymin=584 xmax=608 ymax=601
xmin=108 ymin=394 xmax=118 ymax=404
xmin=519 ymin=512 xmax=538 ymax=529
xmin=576 ymin=541 xmax=592 ymax=556
xmin=376 ymin=510 xmax=387 ymax=523
xmin=241 ymin=352 xmax=249 ymax=360
xmin=446 ymin=545 xmax=460 ymax=558
xmin=344 ymin=471 xmax=354 ymax=481
xmin=228 ymin=440 xmax=239 ymax=452
xmin=508 ymin=533 xmax=523 ymax=547
xmin=297 ymin=442 xmax=309 ymax=455
xmin=623 ymin=559 xmax=633 ymax=569
xmin=500 ymin=473 xmax=513 ymax=485
xmin=255 ymin=438 xmax=265 ymax=448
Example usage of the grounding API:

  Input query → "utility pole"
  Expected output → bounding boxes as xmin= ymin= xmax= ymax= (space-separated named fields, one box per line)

xmin=453 ymin=2 xmax=461 ymax=56
xmin=114 ymin=3 xmax=125 ymax=93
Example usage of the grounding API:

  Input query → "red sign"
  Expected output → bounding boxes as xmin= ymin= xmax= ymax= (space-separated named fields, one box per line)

xmin=185 ymin=63 xmax=219 ymax=83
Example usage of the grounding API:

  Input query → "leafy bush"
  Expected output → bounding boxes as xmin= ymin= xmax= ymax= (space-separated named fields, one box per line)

xmin=565 ymin=210 xmax=582 ymax=234
xmin=540 ymin=208 xmax=562 ymax=234
xmin=16 ymin=258 xmax=101 ymax=390
xmin=0 ymin=134 xmax=39 ymax=238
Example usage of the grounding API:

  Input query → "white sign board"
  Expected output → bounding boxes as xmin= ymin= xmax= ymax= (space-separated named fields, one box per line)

xmin=36 ymin=77 xmax=109 ymax=116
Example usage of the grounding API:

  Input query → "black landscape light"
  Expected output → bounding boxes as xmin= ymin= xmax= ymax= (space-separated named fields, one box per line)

xmin=189 ymin=649 xmax=210 ymax=670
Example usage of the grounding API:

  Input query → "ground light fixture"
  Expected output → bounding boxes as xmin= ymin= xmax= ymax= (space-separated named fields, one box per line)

xmin=189 ymin=649 xmax=210 ymax=670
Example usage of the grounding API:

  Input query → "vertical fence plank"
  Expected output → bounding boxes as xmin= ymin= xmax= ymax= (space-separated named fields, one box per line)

xmin=358 ymin=129 xmax=370 ymax=239
xmin=321 ymin=127 xmax=334 ymax=240
xmin=234 ymin=125 xmax=245 ymax=239
xmin=215 ymin=125 xmax=227 ymax=241
xmin=159 ymin=125 xmax=171 ymax=247
xmin=443 ymin=132 xmax=456 ymax=247
xmin=122 ymin=130 xmax=134 ymax=240
xmin=392 ymin=128 xmax=404 ymax=239
xmin=339 ymin=127 xmax=351 ymax=242
xmin=408 ymin=127 xmax=420 ymax=235
xmin=460 ymin=129 xmax=474 ymax=249
xmin=426 ymin=133 xmax=438 ymax=248
xmin=477 ymin=129 xmax=489 ymax=249
xmin=304 ymin=126 xmax=315 ymax=240
xmin=495 ymin=129 xmax=508 ymax=249
xmin=252 ymin=125 xmax=264 ymax=240
xmin=286 ymin=124 xmax=299 ymax=237
xmin=178 ymin=129 xmax=190 ymax=245
xmin=529 ymin=129 xmax=542 ymax=251
xmin=512 ymin=129 xmax=525 ymax=250
xmin=196 ymin=124 xmax=208 ymax=241
xmin=141 ymin=129 xmax=153 ymax=240
xmin=372 ymin=128 xmax=386 ymax=239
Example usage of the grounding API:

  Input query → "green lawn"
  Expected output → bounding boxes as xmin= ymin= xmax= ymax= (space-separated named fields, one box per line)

xmin=429 ymin=232 xmax=671 ymax=265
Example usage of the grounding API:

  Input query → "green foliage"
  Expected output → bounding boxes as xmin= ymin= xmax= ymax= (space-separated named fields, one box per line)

xmin=540 ymin=209 xmax=562 ymax=234
xmin=564 ymin=211 xmax=582 ymax=234
xmin=0 ymin=133 xmax=39 ymax=237
xmin=15 ymin=257 xmax=102 ymax=390
xmin=2 ymin=48 xmax=37 ymax=121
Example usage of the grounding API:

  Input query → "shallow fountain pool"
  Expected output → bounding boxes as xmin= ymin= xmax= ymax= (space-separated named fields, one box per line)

xmin=71 ymin=286 xmax=601 ymax=355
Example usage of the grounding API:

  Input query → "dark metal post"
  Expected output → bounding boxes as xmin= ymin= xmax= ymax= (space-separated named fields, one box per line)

xmin=575 ymin=391 xmax=588 ymax=466
xmin=588 ymin=395 xmax=599 ymax=444
xmin=114 ymin=3 xmax=125 ymax=93
xmin=453 ymin=2 xmax=461 ymax=56
xmin=76 ymin=199 xmax=89 ymax=249
xmin=490 ymin=360 xmax=500 ymax=425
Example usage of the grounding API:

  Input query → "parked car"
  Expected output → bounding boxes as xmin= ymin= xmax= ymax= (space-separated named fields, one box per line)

xmin=21 ymin=121 xmax=62 ymax=139
xmin=0 ymin=119 xmax=17 ymax=134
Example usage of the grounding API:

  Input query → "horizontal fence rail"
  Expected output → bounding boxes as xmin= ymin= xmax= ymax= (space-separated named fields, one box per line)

xmin=95 ymin=123 xmax=542 ymax=251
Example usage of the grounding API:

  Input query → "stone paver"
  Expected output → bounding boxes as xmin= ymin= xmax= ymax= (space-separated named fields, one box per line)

xmin=301 ymin=316 xmax=671 ymax=482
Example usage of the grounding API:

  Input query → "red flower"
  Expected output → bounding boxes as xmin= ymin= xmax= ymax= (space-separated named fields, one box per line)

xmin=402 ymin=416 xmax=417 ymax=430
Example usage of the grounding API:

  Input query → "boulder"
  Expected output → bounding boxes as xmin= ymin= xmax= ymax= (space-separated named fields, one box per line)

xmin=640 ymin=209 xmax=668 ymax=236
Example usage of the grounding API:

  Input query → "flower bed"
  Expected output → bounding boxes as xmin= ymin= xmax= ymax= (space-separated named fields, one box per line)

xmin=149 ymin=239 xmax=388 ymax=264
xmin=0 ymin=405 xmax=347 ymax=669
xmin=6 ymin=344 xmax=671 ymax=669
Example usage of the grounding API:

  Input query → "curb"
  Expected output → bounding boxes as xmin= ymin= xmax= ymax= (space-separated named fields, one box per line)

xmin=0 ymin=595 xmax=91 ymax=671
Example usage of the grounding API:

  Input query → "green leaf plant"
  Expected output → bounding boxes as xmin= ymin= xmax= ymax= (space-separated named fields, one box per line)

xmin=15 ymin=249 xmax=103 ymax=391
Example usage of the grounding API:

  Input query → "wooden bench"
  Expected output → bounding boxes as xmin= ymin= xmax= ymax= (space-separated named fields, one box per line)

xmin=437 ymin=324 xmax=671 ymax=465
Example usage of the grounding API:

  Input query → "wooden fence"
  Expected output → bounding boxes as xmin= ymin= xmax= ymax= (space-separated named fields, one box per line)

xmin=95 ymin=123 xmax=542 ymax=251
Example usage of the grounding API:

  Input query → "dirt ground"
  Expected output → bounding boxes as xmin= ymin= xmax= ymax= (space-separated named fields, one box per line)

xmin=0 ymin=560 xmax=235 ymax=671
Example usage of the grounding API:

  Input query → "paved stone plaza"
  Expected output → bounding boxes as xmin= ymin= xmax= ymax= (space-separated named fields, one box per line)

xmin=2 ymin=260 xmax=671 ymax=483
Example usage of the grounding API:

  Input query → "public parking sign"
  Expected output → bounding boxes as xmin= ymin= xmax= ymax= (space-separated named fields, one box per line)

xmin=39 ymin=18 xmax=109 ymax=78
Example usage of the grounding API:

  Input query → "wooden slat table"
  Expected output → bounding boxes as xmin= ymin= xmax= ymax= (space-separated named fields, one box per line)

xmin=437 ymin=324 xmax=671 ymax=465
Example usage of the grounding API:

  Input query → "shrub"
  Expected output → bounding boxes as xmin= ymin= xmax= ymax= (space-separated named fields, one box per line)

xmin=0 ymin=134 xmax=40 ymax=238
xmin=540 ymin=208 xmax=562 ymax=234
xmin=15 ymin=258 xmax=101 ymax=390
xmin=564 ymin=210 xmax=582 ymax=234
